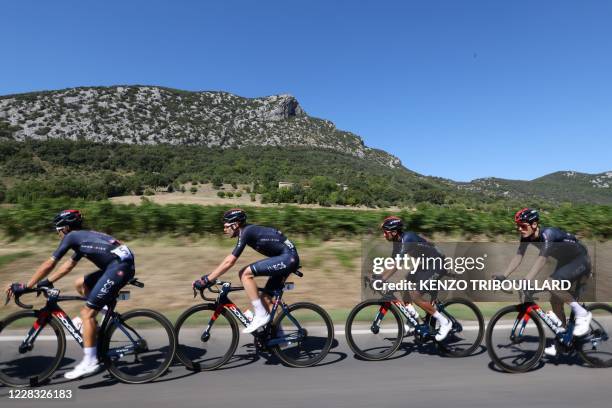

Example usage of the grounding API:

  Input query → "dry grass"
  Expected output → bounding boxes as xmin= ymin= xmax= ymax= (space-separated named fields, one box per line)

xmin=0 ymin=238 xmax=361 ymax=318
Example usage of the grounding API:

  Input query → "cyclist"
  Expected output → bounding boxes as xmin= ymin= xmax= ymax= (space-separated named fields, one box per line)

xmin=378 ymin=216 xmax=452 ymax=341
xmin=193 ymin=208 xmax=299 ymax=334
xmin=4 ymin=210 xmax=136 ymax=379
xmin=494 ymin=208 xmax=592 ymax=356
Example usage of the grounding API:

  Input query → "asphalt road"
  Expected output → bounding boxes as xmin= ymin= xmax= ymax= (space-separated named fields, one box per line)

xmin=1 ymin=323 xmax=611 ymax=408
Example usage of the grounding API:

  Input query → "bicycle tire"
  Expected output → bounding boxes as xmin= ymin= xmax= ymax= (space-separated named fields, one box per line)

xmin=428 ymin=299 xmax=484 ymax=357
xmin=174 ymin=303 xmax=240 ymax=371
xmin=345 ymin=300 xmax=403 ymax=361
xmin=577 ymin=303 xmax=612 ymax=368
xmin=0 ymin=310 xmax=66 ymax=387
xmin=486 ymin=304 xmax=545 ymax=373
xmin=271 ymin=302 xmax=334 ymax=367
xmin=101 ymin=309 xmax=176 ymax=384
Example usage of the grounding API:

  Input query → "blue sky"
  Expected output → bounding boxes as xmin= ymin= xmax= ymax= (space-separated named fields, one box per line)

xmin=1 ymin=1 xmax=610 ymax=181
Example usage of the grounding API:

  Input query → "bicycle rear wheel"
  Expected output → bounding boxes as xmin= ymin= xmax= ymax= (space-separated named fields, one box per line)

xmin=486 ymin=304 xmax=545 ymax=373
xmin=428 ymin=299 xmax=484 ymax=357
xmin=101 ymin=309 xmax=176 ymax=384
xmin=577 ymin=303 xmax=612 ymax=367
xmin=174 ymin=304 xmax=239 ymax=371
xmin=345 ymin=300 xmax=403 ymax=361
xmin=271 ymin=302 xmax=334 ymax=367
xmin=0 ymin=310 xmax=66 ymax=387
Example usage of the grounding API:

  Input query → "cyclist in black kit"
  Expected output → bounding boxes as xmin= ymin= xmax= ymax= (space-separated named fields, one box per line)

xmin=193 ymin=209 xmax=299 ymax=333
xmin=494 ymin=208 xmax=592 ymax=356
xmin=379 ymin=216 xmax=452 ymax=341
xmin=4 ymin=210 xmax=135 ymax=379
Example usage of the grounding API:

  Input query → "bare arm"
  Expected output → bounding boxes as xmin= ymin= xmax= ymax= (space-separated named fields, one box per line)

xmin=525 ymin=256 xmax=548 ymax=281
xmin=501 ymin=253 xmax=524 ymax=279
xmin=25 ymin=258 xmax=58 ymax=288
xmin=381 ymin=266 xmax=398 ymax=282
xmin=208 ymin=254 xmax=238 ymax=281
xmin=46 ymin=259 xmax=79 ymax=284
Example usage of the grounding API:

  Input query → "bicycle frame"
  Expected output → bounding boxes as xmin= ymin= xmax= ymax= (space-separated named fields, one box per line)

xmin=17 ymin=289 xmax=146 ymax=359
xmin=200 ymin=282 xmax=305 ymax=347
xmin=371 ymin=298 xmax=461 ymax=339
xmin=511 ymin=302 xmax=576 ymax=346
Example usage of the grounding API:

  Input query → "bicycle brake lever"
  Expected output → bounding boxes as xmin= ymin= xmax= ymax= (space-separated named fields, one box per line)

xmin=4 ymin=293 xmax=9 ymax=306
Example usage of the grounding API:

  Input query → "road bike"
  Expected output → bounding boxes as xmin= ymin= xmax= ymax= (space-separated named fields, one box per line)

xmin=345 ymin=278 xmax=484 ymax=360
xmin=486 ymin=292 xmax=612 ymax=373
xmin=0 ymin=279 xmax=176 ymax=387
xmin=174 ymin=270 xmax=334 ymax=369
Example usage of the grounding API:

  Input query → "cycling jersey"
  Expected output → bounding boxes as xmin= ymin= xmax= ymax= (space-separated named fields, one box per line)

xmin=232 ymin=224 xmax=296 ymax=258
xmin=52 ymin=230 xmax=132 ymax=269
xmin=517 ymin=227 xmax=588 ymax=261
xmin=391 ymin=232 xmax=445 ymax=297
xmin=233 ymin=224 xmax=299 ymax=290
xmin=518 ymin=227 xmax=591 ymax=288
xmin=52 ymin=230 xmax=135 ymax=310
xmin=392 ymin=231 xmax=445 ymax=260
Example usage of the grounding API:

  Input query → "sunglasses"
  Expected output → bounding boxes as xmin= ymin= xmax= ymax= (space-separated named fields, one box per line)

xmin=517 ymin=223 xmax=531 ymax=231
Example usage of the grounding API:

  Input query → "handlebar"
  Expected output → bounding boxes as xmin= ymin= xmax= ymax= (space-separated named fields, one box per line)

xmin=5 ymin=287 xmax=52 ymax=310
xmin=193 ymin=269 xmax=303 ymax=301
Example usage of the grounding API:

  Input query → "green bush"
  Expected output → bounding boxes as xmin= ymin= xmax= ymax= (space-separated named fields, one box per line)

xmin=0 ymin=200 xmax=609 ymax=241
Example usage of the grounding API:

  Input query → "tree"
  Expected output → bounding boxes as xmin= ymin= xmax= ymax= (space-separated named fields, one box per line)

xmin=212 ymin=176 xmax=223 ymax=189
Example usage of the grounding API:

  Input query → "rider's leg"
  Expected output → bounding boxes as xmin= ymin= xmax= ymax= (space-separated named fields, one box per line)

xmin=261 ymin=275 xmax=285 ymax=312
xmin=75 ymin=276 xmax=86 ymax=296
xmin=241 ymin=254 xmax=298 ymax=333
xmin=64 ymin=305 xmax=101 ymax=379
xmin=239 ymin=266 xmax=266 ymax=313
xmin=76 ymin=270 xmax=103 ymax=296
xmin=81 ymin=306 xmax=98 ymax=351
xmin=550 ymin=257 xmax=592 ymax=336
xmin=550 ymin=291 xmax=568 ymax=328
xmin=239 ymin=266 xmax=270 ymax=335
xmin=408 ymin=276 xmax=452 ymax=342
xmin=72 ymin=271 xmax=103 ymax=331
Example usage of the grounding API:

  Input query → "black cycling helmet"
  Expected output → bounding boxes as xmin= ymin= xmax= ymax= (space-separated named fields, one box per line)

xmin=381 ymin=216 xmax=403 ymax=232
xmin=514 ymin=208 xmax=539 ymax=224
xmin=223 ymin=208 xmax=247 ymax=225
xmin=53 ymin=209 xmax=83 ymax=229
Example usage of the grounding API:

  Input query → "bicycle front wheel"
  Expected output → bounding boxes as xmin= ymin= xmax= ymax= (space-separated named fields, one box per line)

xmin=174 ymin=304 xmax=240 ymax=371
xmin=486 ymin=305 xmax=545 ymax=373
xmin=428 ymin=299 xmax=484 ymax=357
xmin=0 ymin=310 xmax=66 ymax=387
xmin=101 ymin=309 xmax=176 ymax=384
xmin=270 ymin=302 xmax=334 ymax=367
xmin=345 ymin=300 xmax=403 ymax=361
xmin=577 ymin=303 xmax=612 ymax=367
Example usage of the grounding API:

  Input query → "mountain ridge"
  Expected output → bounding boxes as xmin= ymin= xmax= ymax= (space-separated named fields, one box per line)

xmin=0 ymin=85 xmax=610 ymax=205
xmin=0 ymin=85 xmax=401 ymax=168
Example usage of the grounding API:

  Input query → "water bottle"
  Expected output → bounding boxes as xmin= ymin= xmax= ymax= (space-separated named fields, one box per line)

xmin=244 ymin=309 xmax=254 ymax=322
xmin=406 ymin=303 xmax=420 ymax=319
xmin=546 ymin=311 xmax=563 ymax=328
